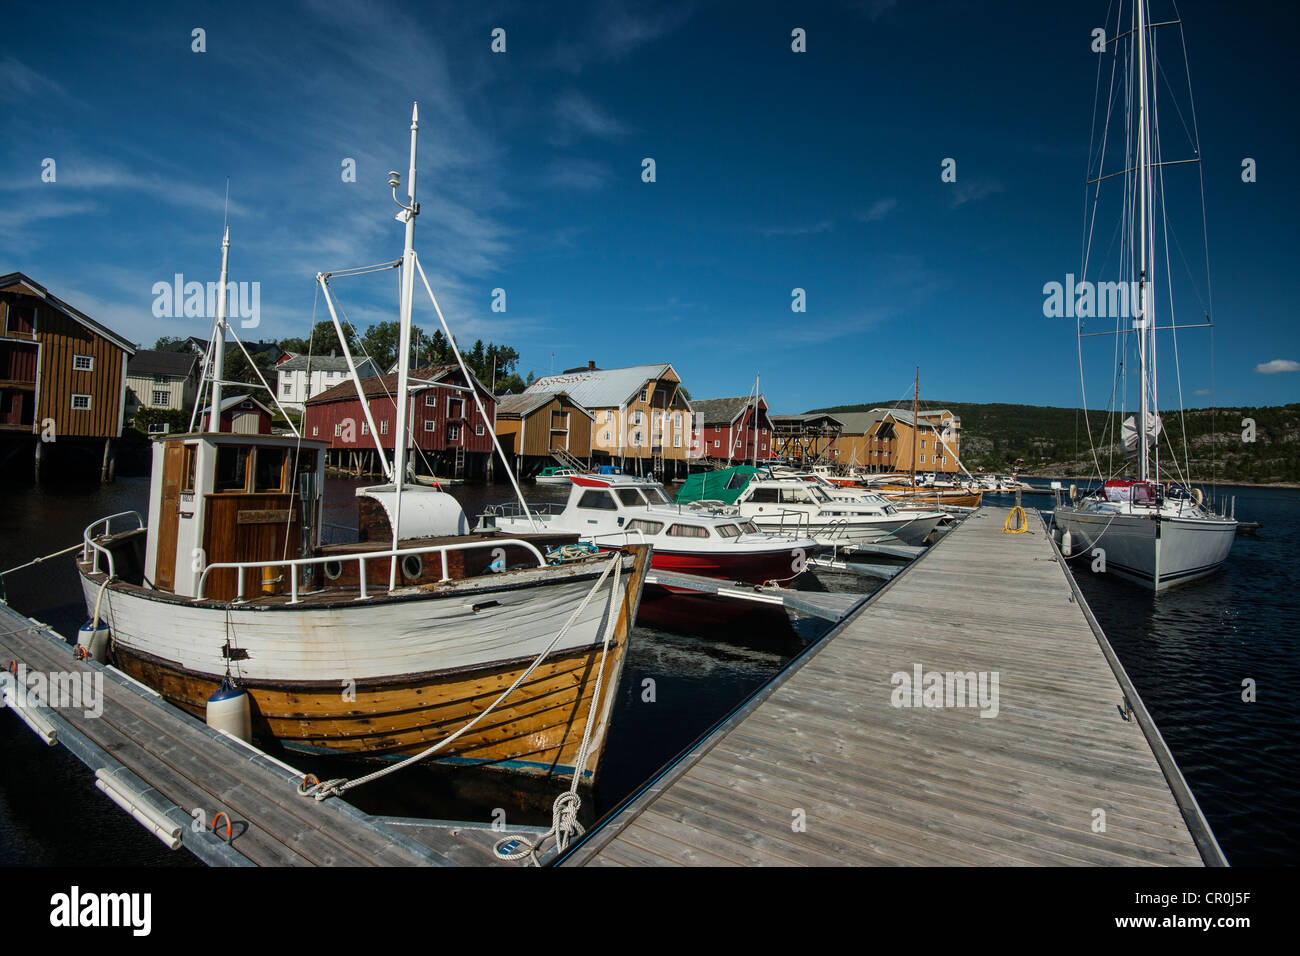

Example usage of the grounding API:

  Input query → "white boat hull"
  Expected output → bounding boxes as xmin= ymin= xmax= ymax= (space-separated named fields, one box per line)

xmin=1054 ymin=508 xmax=1235 ymax=590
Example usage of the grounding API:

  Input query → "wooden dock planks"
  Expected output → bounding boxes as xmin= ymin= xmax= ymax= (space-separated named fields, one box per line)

xmin=562 ymin=507 xmax=1210 ymax=867
xmin=0 ymin=603 xmax=520 ymax=866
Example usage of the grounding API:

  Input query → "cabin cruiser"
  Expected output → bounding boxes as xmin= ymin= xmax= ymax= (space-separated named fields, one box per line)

xmin=486 ymin=472 xmax=819 ymax=585
xmin=729 ymin=478 xmax=943 ymax=547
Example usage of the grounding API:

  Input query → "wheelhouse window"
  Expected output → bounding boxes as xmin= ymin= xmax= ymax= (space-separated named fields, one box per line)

xmin=214 ymin=445 xmax=250 ymax=492
xmin=779 ymin=488 xmax=813 ymax=504
xmin=747 ymin=487 xmax=780 ymax=504
xmin=577 ymin=490 xmax=617 ymax=510
xmin=666 ymin=523 xmax=709 ymax=538
xmin=73 ymin=354 xmax=93 ymax=371
xmin=642 ymin=486 xmax=670 ymax=504
xmin=181 ymin=444 xmax=198 ymax=492
xmin=253 ymin=447 xmax=287 ymax=492
xmin=71 ymin=394 xmax=91 ymax=410
xmin=616 ymin=488 xmax=647 ymax=507
xmin=715 ymin=524 xmax=743 ymax=538
xmin=738 ymin=520 xmax=760 ymax=534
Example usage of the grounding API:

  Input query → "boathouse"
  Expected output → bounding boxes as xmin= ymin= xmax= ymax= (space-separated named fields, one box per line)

xmin=304 ymin=364 xmax=496 ymax=480
xmin=197 ymin=394 xmax=275 ymax=435
xmin=494 ymin=390 xmax=594 ymax=476
xmin=0 ymin=272 xmax=135 ymax=480
xmin=769 ymin=413 xmax=843 ymax=464
xmin=524 ymin=362 xmax=693 ymax=480
xmin=689 ymin=396 xmax=773 ymax=465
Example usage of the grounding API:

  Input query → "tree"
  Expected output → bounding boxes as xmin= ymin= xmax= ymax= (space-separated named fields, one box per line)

xmin=154 ymin=336 xmax=192 ymax=352
xmin=224 ymin=347 xmax=274 ymax=388
xmin=361 ymin=321 xmax=401 ymax=371
xmin=279 ymin=320 xmax=358 ymax=359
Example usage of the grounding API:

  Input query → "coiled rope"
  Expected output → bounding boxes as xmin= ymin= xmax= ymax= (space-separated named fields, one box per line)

xmin=298 ymin=552 xmax=623 ymax=803
xmin=1002 ymin=507 xmax=1029 ymax=534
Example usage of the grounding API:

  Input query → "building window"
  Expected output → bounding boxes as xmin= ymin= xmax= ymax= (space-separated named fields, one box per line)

xmin=604 ymin=410 xmax=613 ymax=423
xmin=152 ymin=390 xmax=169 ymax=405
xmin=334 ymin=423 xmax=342 ymax=437
xmin=71 ymin=394 xmax=91 ymax=410
xmin=361 ymin=422 xmax=369 ymax=435
xmin=640 ymin=388 xmax=648 ymax=402
xmin=673 ymin=433 xmax=681 ymax=448
xmin=425 ymin=393 xmax=436 ymax=407
xmin=713 ymin=439 xmax=720 ymax=448
xmin=73 ymin=354 xmax=93 ymax=371
xmin=475 ymin=424 xmax=485 ymax=435
xmin=281 ymin=379 xmax=292 ymax=395
xmin=153 ymin=374 xmax=172 ymax=385
xmin=312 ymin=425 xmax=319 ymax=437
xmin=447 ymin=397 xmax=464 ymax=418
xmin=920 ymin=454 xmax=926 ymax=463
xmin=633 ymin=431 xmax=642 ymax=446
xmin=147 ymin=422 xmax=168 ymax=435
xmin=447 ymin=424 xmax=461 ymax=441
xmin=380 ymin=420 xmax=389 ymax=435
xmin=424 ymin=420 xmax=435 ymax=432
xmin=603 ymin=431 xmax=611 ymax=443
xmin=672 ymin=412 xmax=681 ymax=428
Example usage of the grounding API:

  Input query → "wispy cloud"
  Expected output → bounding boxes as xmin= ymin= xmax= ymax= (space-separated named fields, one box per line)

xmin=759 ymin=220 xmax=834 ymax=238
xmin=857 ymin=198 xmax=898 ymax=222
xmin=549 ymin=0 xmax=697 ymax=73
xmin=552 ymin=91 xmax=632 ymax=145
xmin=0 ymin=158 xmax=253 ymax=219
xmin=950 ymin=178 xmax=1003 ymax=207
xmin=545 ymin=158 xmax=614 ymax=191
xmin=0 ymin=57 xmax=70 ymax=103
xmin=1255 ymin=359 xmax=1300 ymax=374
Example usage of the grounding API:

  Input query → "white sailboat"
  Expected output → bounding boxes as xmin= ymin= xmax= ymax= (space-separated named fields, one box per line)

xmin=1053 ymin=0 xmax=1235 ymax=590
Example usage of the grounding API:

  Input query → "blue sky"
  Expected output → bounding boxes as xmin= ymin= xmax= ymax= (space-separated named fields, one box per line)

xmin=2 ymin=0 xmax=1296 ymax=415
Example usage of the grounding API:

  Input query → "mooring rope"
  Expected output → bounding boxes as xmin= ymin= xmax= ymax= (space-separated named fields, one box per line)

xmin=493 ymin=553 xmax=623 ymax=866
xmin=299 ymin=552 xmax=623 ymax=802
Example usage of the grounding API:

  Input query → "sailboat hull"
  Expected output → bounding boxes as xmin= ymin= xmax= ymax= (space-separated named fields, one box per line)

xmin=1054 ymin=508 xmax=1235 ymax=591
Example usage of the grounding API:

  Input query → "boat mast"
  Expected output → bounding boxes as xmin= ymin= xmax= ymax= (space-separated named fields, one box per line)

xmin=752 ymin=373 xmax=759 ymax=468
xmin=390 ymin=102 xmax=420 ymax=587
xmin=1136 ymin=0 xmax=1152 ymax=483
xmin=209 ymin=227 xmax=230 ymax=433
xmin=911 ymin=367 xmax=919 ymax=491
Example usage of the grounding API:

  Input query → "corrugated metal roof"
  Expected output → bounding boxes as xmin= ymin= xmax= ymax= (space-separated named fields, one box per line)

xmin=495 ymin=390 xmax=594 ymax=419
xmin=526 ymin=363 xmax=681 ymax=409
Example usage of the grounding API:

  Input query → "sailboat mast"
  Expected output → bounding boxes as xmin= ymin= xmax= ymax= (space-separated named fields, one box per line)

xmin=1136 ymin=0 xmax=1152 ymax=483
xmin=752 ymin=373 xmax=759 ymax=468
xmin=911 ymin=367 xmax=919 ymax=490
xmin=209 ymin=227 xmax=230 ymax=433
xmin=390 ymin=102 xmax=420 ymax=587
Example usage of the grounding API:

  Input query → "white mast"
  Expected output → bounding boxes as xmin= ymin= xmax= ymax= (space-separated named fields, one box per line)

xmin=209 ymin=227 xmax=230 ymax=433
xmin=1135 ymin=0 xmax=1152 ymax=483
xmin=390 ymin=102 xmax=420 ymax=589
xmin=751 ymin=373 xmax=759 ymax=468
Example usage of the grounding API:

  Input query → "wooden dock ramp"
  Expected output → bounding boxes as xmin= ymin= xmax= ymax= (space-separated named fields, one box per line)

xmin=0 ymin=603 xmax=538 ymax=866
xmin=557 ymin=507 xmax=1221 ymax=867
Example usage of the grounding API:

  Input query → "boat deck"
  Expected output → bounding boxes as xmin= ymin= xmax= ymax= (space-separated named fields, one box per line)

xmin=555 ymin=506 xmax=1220 ymax=867
xmin=0 ymin=603 xmax=540 ymax=866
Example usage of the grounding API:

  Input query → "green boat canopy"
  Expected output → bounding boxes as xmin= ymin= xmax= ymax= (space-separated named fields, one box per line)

xmin=674 ymin=465 xmax=766 ymax=505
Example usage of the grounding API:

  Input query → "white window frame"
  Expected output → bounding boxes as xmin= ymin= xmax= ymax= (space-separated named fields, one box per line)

xmin=424 ymin=393 xmax=437 ymax=407
xmin=447 ymin=423 xmax=461 ymax=441
xmin=312 ymin=425 xmax=319 ymax=437
xmin=361 ymin=422 xmax=369 ymax=436
xmin=73 ymin=354 xmax=94 ymax=371
xmin=447 ymin=396 xmax=464 ymax=418
xmin=152 ymin=390 xmax=169 ymax=405
xmin=605 ymin=410 xmax=613 ymax=423
xmin=334 ymin=423 xmax=342 ymax=437
xmin=475 ymin=423 xmax=485 ymax=435
xmin=71 ymin=394 xmax=91 ymax=410
xmin=424 ymin=420 xmax=436 ymax=432
xmin=380 ymin=419 xmax=389 ymax=435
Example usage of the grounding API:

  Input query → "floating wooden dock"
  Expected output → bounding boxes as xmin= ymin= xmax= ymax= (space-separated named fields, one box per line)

xmin=0 ymin=602 xmax=541 ymax=866
xmin=556 ymin=506 xmax=1223 ymax=867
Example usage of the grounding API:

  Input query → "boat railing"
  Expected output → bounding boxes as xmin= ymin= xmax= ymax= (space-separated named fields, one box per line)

xmin=483 ymin=501 xmax=565 ymax=519
xmin=81 ymin=512 xmax=145 ymax=577
xmin=195 ymin=537 xmax=549 ymax=604
xmin=585 ymin=530 xmax=650 ymax=547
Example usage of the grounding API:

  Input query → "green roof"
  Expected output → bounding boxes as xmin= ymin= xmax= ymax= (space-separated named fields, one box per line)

xmin=675 ymin=465 xmax=765 ymax=505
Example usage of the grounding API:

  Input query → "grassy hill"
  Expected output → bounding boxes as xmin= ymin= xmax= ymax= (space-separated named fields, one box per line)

xmin=806 ymin=401 xmax=1300 ymax=484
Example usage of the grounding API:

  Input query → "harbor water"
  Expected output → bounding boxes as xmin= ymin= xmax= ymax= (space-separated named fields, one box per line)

xmin=0 ymin=476 xmax=1295 ymax=865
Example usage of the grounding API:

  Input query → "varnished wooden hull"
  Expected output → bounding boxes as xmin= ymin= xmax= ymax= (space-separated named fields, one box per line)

xmin=115 ymin=641 xmax=626 ymax=779
xmin=877 ymin=487 xmax=984 ymax=509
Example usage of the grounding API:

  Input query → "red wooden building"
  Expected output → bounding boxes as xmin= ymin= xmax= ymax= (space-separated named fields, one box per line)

xmin=304 ymin=365 xmax=496 ymax=479
xmin=690 ymin=396 xmax=773 ymax=464
xmin=197 ymin=394 xmax=274 ymax=435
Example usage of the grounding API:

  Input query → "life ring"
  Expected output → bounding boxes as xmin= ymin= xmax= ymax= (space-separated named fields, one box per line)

xmin=1192 ymin=488 xmax=1204 ymax=507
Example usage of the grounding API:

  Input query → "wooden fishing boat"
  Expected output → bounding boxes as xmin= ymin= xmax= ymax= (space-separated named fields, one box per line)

xmin=73 ymin=104 xmax=650 ymax=781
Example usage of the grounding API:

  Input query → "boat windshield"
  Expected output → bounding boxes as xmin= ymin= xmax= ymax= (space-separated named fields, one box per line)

xmin=615 ymin=488 xmax=648 ymax=507
xmin=808 ymin=485 xmax=834 ymax=503
xmin=715 ymin=523 xmax=743 ymax=538
xmin=642 ymin=486 xmax=671 ymax=504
